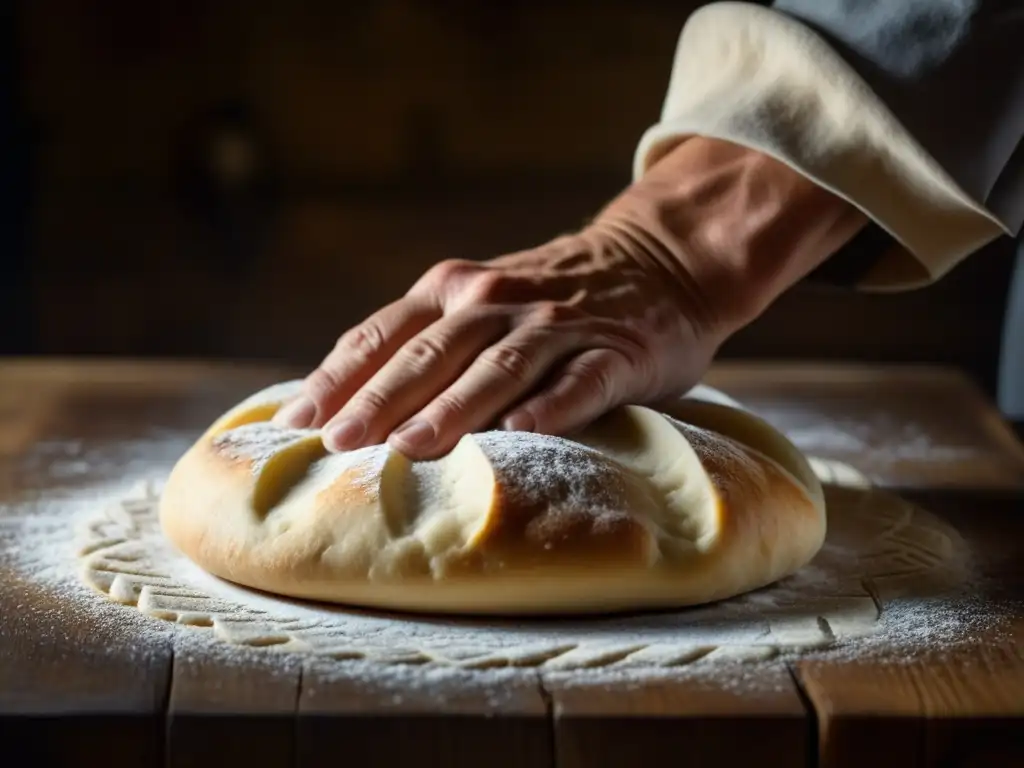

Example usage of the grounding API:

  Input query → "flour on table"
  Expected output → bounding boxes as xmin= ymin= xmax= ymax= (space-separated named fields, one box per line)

xmin=2 ymin=423 xmax=1007 ymax=679
xmin=34 ymin=454 xmax=989 ymax=672
xmin=762 ymin=407 xmax=983 ymax=464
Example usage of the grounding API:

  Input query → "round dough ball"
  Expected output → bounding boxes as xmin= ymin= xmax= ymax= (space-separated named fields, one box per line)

xmin=159 ymin=381 xmax=825 ymax=615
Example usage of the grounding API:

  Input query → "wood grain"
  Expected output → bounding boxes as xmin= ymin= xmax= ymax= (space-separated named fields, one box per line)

xmin=706 ymin=363 xmax=1024 ymax=492
xmin=166 ymin=649 xmax=302 ymax=768
xmin=798 ymin=635 xmax=1024 ymax=768
xmin=0 ymin=572 xmax=172 ymax=768
xmin=0 ymin=359 xmax=1020 ymax=767
xmin=795 ymin=487 xmax=1024 ymax=768
xmin=545 ymin=667 xmax=810 ymax=768
xmin=297 ymin=660 xmax=552 ymax=768
xmin=0 ymin=360 xmax=293 ymax=768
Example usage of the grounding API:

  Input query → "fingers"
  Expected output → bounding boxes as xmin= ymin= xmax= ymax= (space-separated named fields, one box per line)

xmin=321 ymin=310 xmax=509 ymax=452
xmin=274 ymin=296 xmax=441 ymax=429
xmin=386 ymin=323 xmax=583 ymax=459
xmin=500 ymin=348 xmax=636 ymax=437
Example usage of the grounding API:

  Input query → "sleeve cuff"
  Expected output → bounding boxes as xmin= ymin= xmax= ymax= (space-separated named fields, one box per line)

xmin=633 ymin=1 xmax=1010 ymax=291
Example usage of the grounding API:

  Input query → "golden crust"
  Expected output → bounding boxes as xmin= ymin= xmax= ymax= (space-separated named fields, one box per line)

xmin=159 ymin=381 xmax=825 ymax=615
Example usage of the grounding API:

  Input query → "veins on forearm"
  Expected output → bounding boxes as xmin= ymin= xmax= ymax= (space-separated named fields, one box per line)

xmin=597 ymin=137 xmax=867 ymax=331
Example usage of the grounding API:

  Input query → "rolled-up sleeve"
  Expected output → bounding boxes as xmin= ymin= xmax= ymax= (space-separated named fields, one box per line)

xmin=633 ymin=1 xmax=1024 ymax=291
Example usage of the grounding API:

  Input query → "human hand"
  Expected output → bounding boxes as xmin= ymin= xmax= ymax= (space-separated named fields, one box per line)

xmin=274 ymin=225 xmax=723 ymax=460
xmin=275 ymin=137 xmax=865 ymax=460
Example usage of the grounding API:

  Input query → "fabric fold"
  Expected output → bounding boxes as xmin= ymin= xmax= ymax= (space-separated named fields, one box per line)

xmin=633 ymin=2 xmax=1008 ymax=291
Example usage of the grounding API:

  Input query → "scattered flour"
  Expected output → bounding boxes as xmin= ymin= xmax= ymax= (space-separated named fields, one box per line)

xmin=213 ymin=423 xmax=321 ymax=473
xmin=1 ymin=432 xmax=1016 ymax=701
xmin=476 ymin=430 xmax=633 ymax=518
xmin=761 ymin=407 xmax=983 ymax=464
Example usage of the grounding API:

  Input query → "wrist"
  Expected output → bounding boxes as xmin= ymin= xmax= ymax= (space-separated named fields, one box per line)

xmin=593 ymin=136 xmax=868 ymax=335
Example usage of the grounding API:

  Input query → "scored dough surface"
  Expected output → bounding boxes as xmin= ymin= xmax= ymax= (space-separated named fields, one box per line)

xmin=159 ymin=381 xmax=826 ymax=615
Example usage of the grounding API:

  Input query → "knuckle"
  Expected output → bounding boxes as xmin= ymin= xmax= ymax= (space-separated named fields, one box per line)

xmin=462 ymin=271 xmax=506 ymax=304
xmin=594 ymin=328 xmax=661 ymax=396
xmin=529 ymin=301 xmax=576 ymax=326
xmin=426 ymin=258 xmax=474 ymax=287
xmin=634 ymin=351 xmax=663 ymax=396
xmin=338 ymin=322 xmax=386 ymax=361
xmin=479 ymin=344 xmax=535 ymax=383
xmin=630 ymin=345 xmax=663 ymax=396
xmin=430 ymin=392 xmax=467 ymax=421
xmin=352 ymin=387 xmax=391 ymax=414
xmin=613 ymin=343 xmax=657 ymax=391
xmin=403 ymin=335 xmax=447 ymax=371
xmin=303 ymin=366 xmax=342 ymax=408
xmin=567 ymin=358 xmax=616 ymax=407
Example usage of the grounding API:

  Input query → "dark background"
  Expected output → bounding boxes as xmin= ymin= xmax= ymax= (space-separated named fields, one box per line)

xmin=1 ymin=0 xmax=1018 ymax=399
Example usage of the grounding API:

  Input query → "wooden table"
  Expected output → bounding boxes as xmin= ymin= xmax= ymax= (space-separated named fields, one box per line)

xmin=1 ymin=359 xmax=1022 ymax=768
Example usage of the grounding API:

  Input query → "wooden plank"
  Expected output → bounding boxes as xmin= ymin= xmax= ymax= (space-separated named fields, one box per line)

xmin=795 ymin=493 xmax=1024 ymax=768
xmin=545 ymin=666 xmax=810 ymax=768
xmin=797 ymin=633 xmax=1024 ymax=768
xmin=2 ymin=358 xmax=1020 ymax=768
xmin=901 ymin=490 xmax=1024 ymax=592
xmin=0 ymin=360 xmax=171 ymax=767
xmin=0 ymin=360 xmax=296 ymax=768
xmin=0 ymin=570 xmax=173 ymax=768
xmin=0 ymin=357 xmax=299 ymax=388
xmin=166 ymin=647 xmax=302 ymax=768
xmin=297 ymin=660 xmax=552 ymax=768
xmin=706 ymin=363 xmax=1024 ymax=492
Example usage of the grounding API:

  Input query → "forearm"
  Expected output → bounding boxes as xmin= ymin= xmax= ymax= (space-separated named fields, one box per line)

xmin=595 ymin=136 xmax=868 ymax=336
xmin=634 ymin=2 xmax=1010 ymax=292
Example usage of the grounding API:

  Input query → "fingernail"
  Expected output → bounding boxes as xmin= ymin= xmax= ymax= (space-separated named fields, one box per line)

xmin=325 ymin=416 xmax=366 ymax=451
xmin=502 ymin=412 xmax=535 ymax=432
xmin=389 ymin=420 xmax=436 ymax=452
xmin=274 ymin=397 xmax=316 ymax=428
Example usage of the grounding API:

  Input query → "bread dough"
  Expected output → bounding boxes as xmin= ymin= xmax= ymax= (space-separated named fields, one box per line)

xmin=159 ymin=381 xmax=826 ymax=615
xmin=81 ymin=464 xmax=971 ymax=667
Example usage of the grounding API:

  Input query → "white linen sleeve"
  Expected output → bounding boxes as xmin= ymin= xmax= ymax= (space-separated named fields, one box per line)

xmin=634 ymin=2 xmax=1022 ymax=291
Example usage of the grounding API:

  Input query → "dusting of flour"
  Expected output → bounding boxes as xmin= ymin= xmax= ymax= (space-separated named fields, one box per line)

xmin=212 ymin=422 xmax=321 ymax=473
xmin=476 ymin=430 xmax=634 ymax=521
xmin=761 ymin=407 xmax=983 ymax=464
xmin=2 ymin=433 xmax=1017 ymax=696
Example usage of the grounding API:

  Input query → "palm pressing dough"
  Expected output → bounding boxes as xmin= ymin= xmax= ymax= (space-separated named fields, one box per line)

xmin=159 ymin=381 xmax=826 ymax=615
